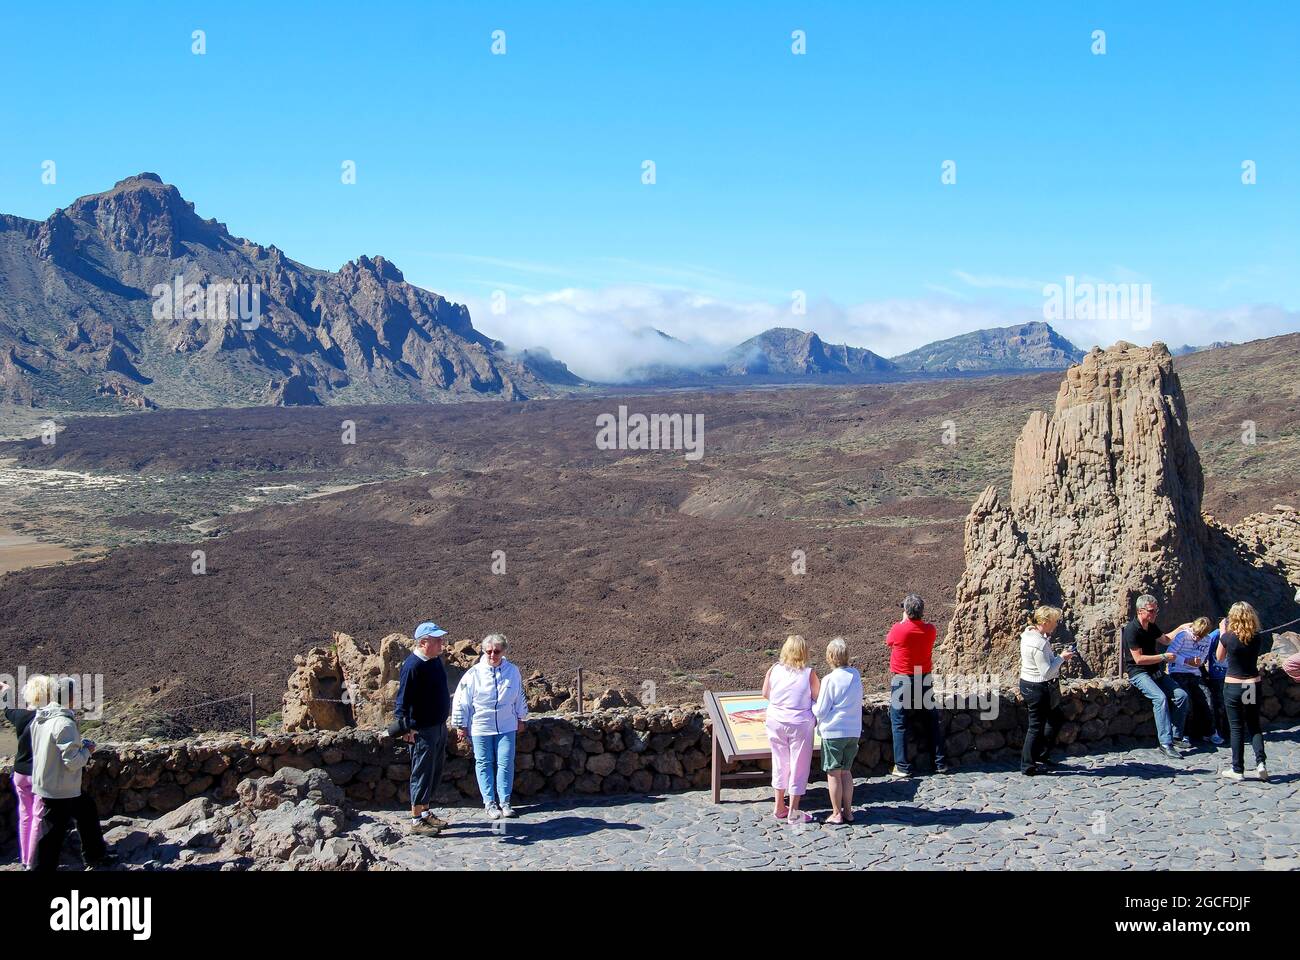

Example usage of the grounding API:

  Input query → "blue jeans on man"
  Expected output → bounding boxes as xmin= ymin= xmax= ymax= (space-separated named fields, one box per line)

xmin=472 ymin=731 xmax=517 ymax=808
xmin=1127 ymin=671 xmax=1189 ymax=746
xmin=889 ymin=672 xmax=947 ymax=774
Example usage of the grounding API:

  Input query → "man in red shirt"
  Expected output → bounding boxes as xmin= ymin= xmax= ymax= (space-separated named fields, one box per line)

xmin=886 ymin=594 xmax=948 ymax=777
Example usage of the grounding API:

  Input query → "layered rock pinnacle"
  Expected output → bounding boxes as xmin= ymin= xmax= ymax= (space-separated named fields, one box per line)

xmin=939 ymin=342 xmax=1299 ymax=681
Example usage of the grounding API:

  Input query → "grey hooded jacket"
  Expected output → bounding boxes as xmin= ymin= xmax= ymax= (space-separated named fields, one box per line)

xmin=30 ymin=705 xmax=91 ymax=800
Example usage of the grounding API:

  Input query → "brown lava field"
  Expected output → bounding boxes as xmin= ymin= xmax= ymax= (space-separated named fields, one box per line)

xmin=0 ymin=335 xmax=1296 ymax=735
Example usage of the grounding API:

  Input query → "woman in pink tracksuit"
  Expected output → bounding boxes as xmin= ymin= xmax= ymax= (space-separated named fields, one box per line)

xmin=763 ymin=635 xmax=820 ymax=823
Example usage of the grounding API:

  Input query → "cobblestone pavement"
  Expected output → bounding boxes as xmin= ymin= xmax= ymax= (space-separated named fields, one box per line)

xmin=377 ymin=723 xmax=1300 ymax=870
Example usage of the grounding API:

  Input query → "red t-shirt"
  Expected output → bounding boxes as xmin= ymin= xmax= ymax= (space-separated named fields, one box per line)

xmin=887 ymin=619 xmax=936 ymax=675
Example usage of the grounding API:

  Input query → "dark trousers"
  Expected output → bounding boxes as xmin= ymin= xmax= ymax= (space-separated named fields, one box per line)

xmin=1206 ymin=674 xmax=1229 ymax=739
xmin=409 ymin=724 xmax=448 ymax=807
xmin=1020 ymin=679 xmax=1064 ymax=771
xmin=1171 ymin=673 xmax=1214 ymax=740
xmin=889 ymin=673 xmax=946 ymax=774
xmin=31 ymin=793 xmax=106 ymax=872
xmin=1223 ymin=682 xmax=1265 ymax=774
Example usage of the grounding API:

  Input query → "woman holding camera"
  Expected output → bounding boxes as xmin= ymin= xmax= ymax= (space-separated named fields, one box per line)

xmin=1019 ymin=605 xmax=1074 ymax=776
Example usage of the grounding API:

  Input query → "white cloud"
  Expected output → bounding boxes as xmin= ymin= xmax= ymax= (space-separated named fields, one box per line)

xmin=464 ymin=284 xmax=1299 ymax=383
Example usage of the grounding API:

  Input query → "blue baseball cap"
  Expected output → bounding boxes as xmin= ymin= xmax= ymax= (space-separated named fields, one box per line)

xmin=414 ymin=622 xmax=448 ymax=640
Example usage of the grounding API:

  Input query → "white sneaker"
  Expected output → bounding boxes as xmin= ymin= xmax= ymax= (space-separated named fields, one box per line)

xmin=1256 ymin=763 xmax=1269 ymax=782
xmin=500 ymin=804 xmax=516 ymax=818
xmin=1220 ymin=768 xmax=1245 ymax=781
xmin=486 ymin=804 xmax=502 ymax=819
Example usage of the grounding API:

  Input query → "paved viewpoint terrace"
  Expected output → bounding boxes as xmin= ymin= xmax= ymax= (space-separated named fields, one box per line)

xmin=381 ymin=724 xmax=1300 ymax=871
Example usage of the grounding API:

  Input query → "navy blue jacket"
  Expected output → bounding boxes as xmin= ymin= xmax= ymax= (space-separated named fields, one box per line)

xmin=394 ymin=654 xmax=451 ymax=731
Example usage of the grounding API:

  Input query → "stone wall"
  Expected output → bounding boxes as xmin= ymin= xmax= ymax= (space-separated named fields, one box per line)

xmin=3 ymin=663 xmax=1297 ymax=847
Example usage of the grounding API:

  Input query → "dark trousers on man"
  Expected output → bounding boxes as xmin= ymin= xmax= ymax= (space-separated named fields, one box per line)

xmin=1020 ymin=679 xmax=1064 ymax=772
xmin=409 ymin=724 xmax=448 ymax=806
xmin=1171 ymin=673 xmax=1214 ymax=740
xmin=31 ymin=793 xmax=106 ymax=872
xmin=889 ymin=672 xmax=946 ymax=774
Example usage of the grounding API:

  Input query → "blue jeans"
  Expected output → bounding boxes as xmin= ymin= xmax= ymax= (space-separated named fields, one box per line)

xmin=1128 ymin=671 xmax=1189 ymax=746
xmin=472 ymin=731 xmax=517 ymax=807
xmin=889 ymin=673 xmax=946 ymax=774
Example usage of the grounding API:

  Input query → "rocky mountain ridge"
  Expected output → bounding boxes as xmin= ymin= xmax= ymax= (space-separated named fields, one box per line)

xmin=0 ymin=174 xmax=579 ymax=410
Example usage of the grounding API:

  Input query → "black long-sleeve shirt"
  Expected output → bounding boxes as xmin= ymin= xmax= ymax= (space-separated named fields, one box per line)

xmin=3 ymin=708 xmax=35 ymax=776
xmin=394 ymin=654 xmax=451 ymax=731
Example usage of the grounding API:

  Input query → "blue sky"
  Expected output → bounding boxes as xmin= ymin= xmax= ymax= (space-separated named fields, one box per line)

xmin=1 ymin=1 xmax=1296 ymax=376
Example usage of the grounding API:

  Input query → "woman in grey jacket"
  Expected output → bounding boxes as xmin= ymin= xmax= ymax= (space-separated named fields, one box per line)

xmin=30 ymin=675 xmax=110 ymax=871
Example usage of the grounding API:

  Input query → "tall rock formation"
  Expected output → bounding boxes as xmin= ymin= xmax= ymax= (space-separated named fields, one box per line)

xmin=939 ymin=342 xmax=1300 ymax=681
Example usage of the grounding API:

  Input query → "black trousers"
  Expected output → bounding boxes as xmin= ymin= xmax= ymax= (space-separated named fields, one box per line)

xmin=31 ymin=793 xmax=107 ymax=872
xmin=1223 ymin=682 xmax=1265 ymax=774
xmin=1171 ymin=673 xmax=1214 ymax=740
xmin=1020 ymin=679 xmax=1063 ymax=772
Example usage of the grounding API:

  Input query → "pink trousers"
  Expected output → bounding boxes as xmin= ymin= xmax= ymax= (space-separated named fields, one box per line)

xmin=766 ymin=719 xmax=815 ymax=796
xmin=12 ymin=773 xmax=43 ymax=867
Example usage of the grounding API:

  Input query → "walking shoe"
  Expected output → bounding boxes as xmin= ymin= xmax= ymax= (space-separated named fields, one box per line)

xmin=1176 ymin=736 xmax=1191 ymax=746
xmin=1158 ymin=745 xmax=1181 ymax=760
xmin=1220 ymin=768 xmax=1245 ymax=782
xmin=1209 ymin=733 xmax=1225 ymax=746
xmin=500 ymin=804 xmax=516 ymax=818
xmin=1021 ymin=765 xmax=1038 ymax=777
xmin=934 ymin=760 xmax=951 ymax=774
xmin=423 ymin=812 xmax=448 ymax=829
xmin=888 ymin=766 xmax=910 ymax=780
xmin=486 ymin=804 xmax=502 ymax=820
xmin=1256 ymin=763 xmax=1269 ymax=782
xmin=410 ymin=817 xmax=441 ymax=836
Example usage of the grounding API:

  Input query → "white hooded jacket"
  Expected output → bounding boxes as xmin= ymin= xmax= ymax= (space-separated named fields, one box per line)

xmin=30 ymin=705 xmax=91 ymax=800
xmin=451 ymin=656 xmax=529 ymax=737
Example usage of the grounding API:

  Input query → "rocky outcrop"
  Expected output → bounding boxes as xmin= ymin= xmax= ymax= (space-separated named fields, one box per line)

xmin=283 ymin=632 xmax=408 ymax=732
xmin=95 ymin=766 xmax=379 ymax=871
xmin=939 ymin=342 xmax=1300 ymax=681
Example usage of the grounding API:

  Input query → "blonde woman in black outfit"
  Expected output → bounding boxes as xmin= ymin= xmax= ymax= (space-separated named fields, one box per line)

xmin=1215 ymin=602 xmax=1267 ymax=782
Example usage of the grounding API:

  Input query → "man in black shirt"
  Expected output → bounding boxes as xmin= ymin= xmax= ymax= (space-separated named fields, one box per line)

xmin=394 ymin=621 xmax=453 ymax=835
xmin=1123 ymin=594 xmax=1189 ymax=759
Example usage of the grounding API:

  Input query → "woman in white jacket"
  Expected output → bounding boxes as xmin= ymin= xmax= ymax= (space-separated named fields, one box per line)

xmin=1019 ymin=606 xmax=1075 ymax=776
xmin=452 ymin=634 xmax=529 ymax=819
xmin=812 ymin=638 xmax=863 ymax=825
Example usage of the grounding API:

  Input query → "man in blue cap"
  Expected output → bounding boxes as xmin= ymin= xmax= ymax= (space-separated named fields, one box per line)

xmin=395 ymin=621 xmax=452 ymax=835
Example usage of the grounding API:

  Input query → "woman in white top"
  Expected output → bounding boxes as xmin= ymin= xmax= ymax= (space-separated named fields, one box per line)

xmin=812 ymin=638 xmax=863 ymax=825
xmin=1019 ymin=605 xmax=1075 ymax=776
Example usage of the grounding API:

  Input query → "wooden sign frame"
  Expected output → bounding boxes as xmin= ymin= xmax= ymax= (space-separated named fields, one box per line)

xmin=704 ymin=689 xmax=820 ymax=803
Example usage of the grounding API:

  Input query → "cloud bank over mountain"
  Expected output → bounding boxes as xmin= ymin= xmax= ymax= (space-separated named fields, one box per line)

xmin=471 ymin=285 xmax=1299 ymax=383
